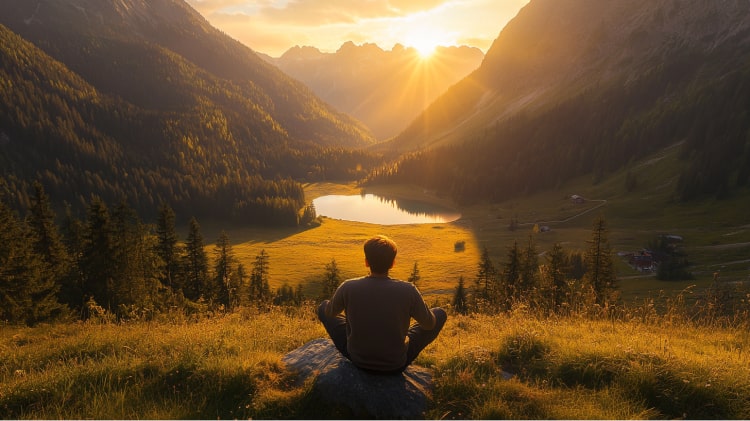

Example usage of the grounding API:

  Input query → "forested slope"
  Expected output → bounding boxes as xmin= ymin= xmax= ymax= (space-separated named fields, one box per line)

xmin=0 ymin=0 xmax=379 ymax=224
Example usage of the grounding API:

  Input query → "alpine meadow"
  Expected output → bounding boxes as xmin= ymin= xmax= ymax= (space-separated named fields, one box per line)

xmin=2 ymin=0 xmax=750 ymax=419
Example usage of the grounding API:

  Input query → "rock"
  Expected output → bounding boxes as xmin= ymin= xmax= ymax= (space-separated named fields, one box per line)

xmin=282 ymin=338 xmax=434 ymax=419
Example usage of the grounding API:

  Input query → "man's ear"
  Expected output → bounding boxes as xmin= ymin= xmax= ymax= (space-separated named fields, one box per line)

xmin=365 ymin=258 xmax=370 ymax=268
xmin=389 ymin=259 xmax=395 ymax=269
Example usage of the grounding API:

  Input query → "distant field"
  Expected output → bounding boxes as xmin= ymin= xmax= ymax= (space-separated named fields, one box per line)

xmin=199 ymin=145 xmax=750 ymax=304
xmin=200 ymin=183 xmax=480 ymax=303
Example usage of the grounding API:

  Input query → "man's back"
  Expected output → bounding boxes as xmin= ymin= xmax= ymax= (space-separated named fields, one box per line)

xmin=328 ymin=276 xmax=435 ymax=371
xmin=318 ymin=235 xmax=446 ymax=373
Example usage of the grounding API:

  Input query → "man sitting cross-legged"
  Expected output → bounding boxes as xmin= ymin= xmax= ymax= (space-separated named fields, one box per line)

xmin=318 ymin=235 xmax=447 ymax=374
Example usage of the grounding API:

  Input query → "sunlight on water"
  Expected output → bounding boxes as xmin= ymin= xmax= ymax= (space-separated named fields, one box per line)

xmin=312 ymin=194 xmax=461 ymax=225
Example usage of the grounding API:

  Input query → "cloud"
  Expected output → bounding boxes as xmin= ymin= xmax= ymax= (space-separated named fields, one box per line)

xmin=185 ymin=0 xmax=529 ymax=56
xmin=187 ymin=0 xmax=260 ymax=15
xmin=388 ymin=0 xmax=451 ymax=14
xmin=191 ymin=0 xmax=455 ymax=25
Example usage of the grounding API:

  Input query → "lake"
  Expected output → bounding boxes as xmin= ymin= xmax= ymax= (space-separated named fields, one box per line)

xmin=312 ymin=194 xmax=461 ymax=225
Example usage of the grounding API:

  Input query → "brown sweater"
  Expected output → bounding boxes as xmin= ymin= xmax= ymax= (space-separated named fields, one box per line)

xmin=324 ymin=275 xmax=436 ymax=371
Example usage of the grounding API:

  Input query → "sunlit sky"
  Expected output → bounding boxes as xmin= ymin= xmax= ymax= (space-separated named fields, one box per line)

xmin=185 ymin=0 xmax=530 ymax=57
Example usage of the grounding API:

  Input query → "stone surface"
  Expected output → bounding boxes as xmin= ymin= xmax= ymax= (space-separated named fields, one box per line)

xmin=282 ymin=338 xmax=434 ymax=419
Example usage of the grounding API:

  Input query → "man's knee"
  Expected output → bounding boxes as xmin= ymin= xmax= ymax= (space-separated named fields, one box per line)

xmin=432 ymin=307 xmax=447 ymax=331
xmin=317 ymin=300 xmax=329 ymax=322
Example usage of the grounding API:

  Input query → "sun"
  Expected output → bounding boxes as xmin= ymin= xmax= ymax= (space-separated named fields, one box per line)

xmin=409 ymin=38 xmax=439 ymax=59
xmin=403 ymin=26 xmax=447 ymax=60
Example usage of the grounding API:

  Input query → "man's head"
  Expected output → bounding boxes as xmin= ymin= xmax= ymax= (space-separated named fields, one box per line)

xmin=364 ymin=235 xmax=397 ymax=275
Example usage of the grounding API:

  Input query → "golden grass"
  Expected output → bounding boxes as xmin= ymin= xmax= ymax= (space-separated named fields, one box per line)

xmin=2 ymin=306 xmax=749 ymax=419
xmin=0 ymin=308 xmax=325 ymax=419
xmin=425 ymin=311 xmax=750 ymax=419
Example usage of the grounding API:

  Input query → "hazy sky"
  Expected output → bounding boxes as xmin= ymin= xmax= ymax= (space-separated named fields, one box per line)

xmin=185 ymin=0 xmax=530 ymax=57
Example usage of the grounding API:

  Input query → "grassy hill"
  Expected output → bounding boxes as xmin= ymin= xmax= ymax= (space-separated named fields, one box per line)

xmin=2 ymin=306 xmax=749 ymax=419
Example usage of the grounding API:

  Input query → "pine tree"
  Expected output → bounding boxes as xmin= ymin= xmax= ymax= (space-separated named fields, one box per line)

xmin=60 ymin=203 xmax=85 ymax=310
xmin=26 ymin=182 xmax=70 ymax=294
xmin=110 ymin=202 xmax=159 ymax=314
xmin=502 ymin=240 xmax=521 ymax=308
xmin=321 ymin=258 xmax=342 ymax=299
xmin=519 ymin=235 xmax=539 ymax=304
xmin=649 ymin=235 xmax=693 ymax=281
xmin=584 ymin=215 xmax=618 ymax=306
xmin=407 ymin=261 xmax=421 ymax=285
xmin=183 ymin=217 xmax=209 ymax=302
xmin=0 ymin=201 xmax=61 ymax=324
xmin=565 ymin=251 xmax=586 ymax=280
xmin=155 ymin=203 xmax=181 ymax=290
xmin=212 ymin=231 xmax=235 ymax=310
xmin=81 ymin=196 xmax=116 ymax=312
xmin=474 ymin=246 xmax=497 ymax=311
xmin=250 ymin=249 xmax=271 ymax=304
xmin=545 ymin=243 xmax=570 ymax=312
xmin=301 ymin=202 xmax=318 ymax=226
xmin=452 ymin=276 xmax=469 ymax=315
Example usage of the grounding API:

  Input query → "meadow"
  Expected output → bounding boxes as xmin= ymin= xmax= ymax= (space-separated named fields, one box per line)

xmin=2 ymin=306 xmax=749 ymax=419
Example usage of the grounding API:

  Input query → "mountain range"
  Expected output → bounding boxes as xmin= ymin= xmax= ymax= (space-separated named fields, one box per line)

xmin=264 ymin=43 xmax=484 ymax=140
xmin=374 ymin=0 xmax=750 ymax=203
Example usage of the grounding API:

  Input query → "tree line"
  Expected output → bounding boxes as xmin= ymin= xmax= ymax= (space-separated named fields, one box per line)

xmin=450 ymin=216 xmax=618 ymax=317
xmin=2 ymin=179 xmax=618 ymax=326
xmin=0 ymin=182 xmax=319 ymax=325
xmin=447 ymin=217 xmax=748 ymax=326
xmin=4 ymin=183 xmax=746 ymax=328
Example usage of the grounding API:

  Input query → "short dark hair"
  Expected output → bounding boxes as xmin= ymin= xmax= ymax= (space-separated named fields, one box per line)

xmin=364 ymin=235 xmax=397 ymax=274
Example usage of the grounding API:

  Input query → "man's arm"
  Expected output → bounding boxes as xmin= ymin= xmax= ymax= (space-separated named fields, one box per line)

xmin=410 ymin=285 xmax=437 ymax=330
xmin=324 ymin=284 xmax=346 ymax=319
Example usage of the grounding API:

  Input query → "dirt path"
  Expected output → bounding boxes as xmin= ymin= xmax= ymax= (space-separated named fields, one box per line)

xmin=517 ymin=199 xmax=608 ymax=227
xmin=693 ymin=242 xmax=750 ymax=250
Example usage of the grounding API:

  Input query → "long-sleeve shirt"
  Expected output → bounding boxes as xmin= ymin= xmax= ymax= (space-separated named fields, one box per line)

xmin=324 ymin=275 xmax=436 ymax=371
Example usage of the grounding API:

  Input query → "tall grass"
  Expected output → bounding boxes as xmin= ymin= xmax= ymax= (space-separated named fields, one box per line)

xmin=0 ymin=306 xmax=324 ymax=419
xmin=2 ymin=302 xmax=749 ymax=419
xmin=426 ymin=306 xmax=750 ymax=419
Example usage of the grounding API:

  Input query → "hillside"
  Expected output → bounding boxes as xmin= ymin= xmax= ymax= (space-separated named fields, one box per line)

xmin=0 ymin=0 xmax=374 ymax=148
xmin=379 ymin=0 xmax=750 ymax=203
xmin=0 ymin=0 xmax=378 ymax=222
xmin=2 ymin=309 xmax=749 ymax=419
xmin=267 ymin=42 xmax=484 ymax=140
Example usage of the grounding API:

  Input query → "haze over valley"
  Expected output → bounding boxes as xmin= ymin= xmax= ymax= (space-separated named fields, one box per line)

xmin=264 ymin=43 xmax=484 ymax=140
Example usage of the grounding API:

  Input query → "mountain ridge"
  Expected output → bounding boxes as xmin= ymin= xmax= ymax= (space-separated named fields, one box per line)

xmin=375 ymin=0 xmax=750 ymax=203
xmin=265 ymin=41 xmax=484 ymax=140
xmin=393 ymin=0 xmax=750 ymax=150
xmin=1 ymin=0 xmax=374 ymax=148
